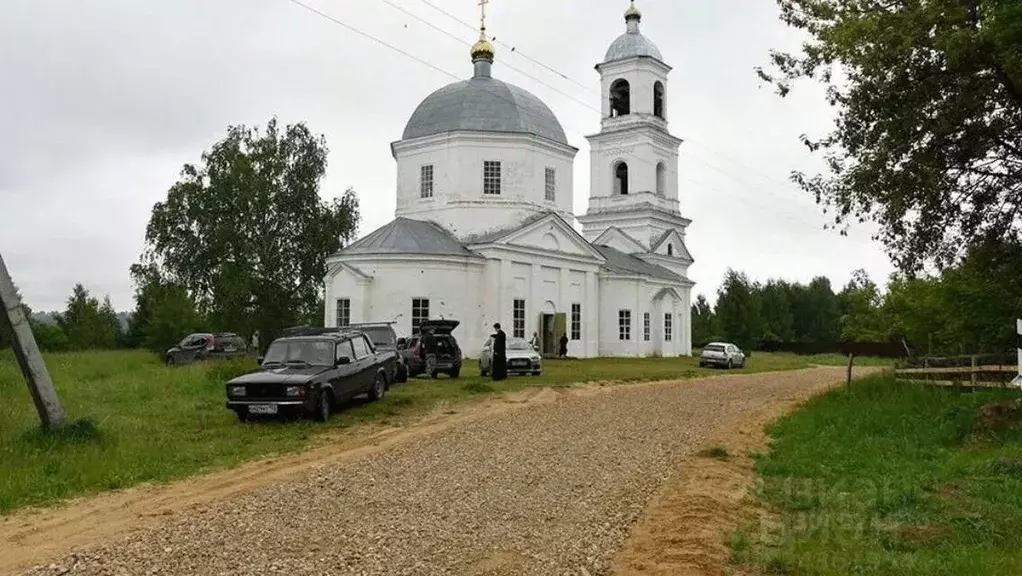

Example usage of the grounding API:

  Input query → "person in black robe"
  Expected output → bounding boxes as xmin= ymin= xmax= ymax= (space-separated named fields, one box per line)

xmin=491 ymin=323 xmax=507 ymax=381
xmin=558 ymin=333 xmax=568 ymax=358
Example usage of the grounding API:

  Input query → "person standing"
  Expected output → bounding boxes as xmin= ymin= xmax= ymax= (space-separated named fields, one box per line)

xmin=529 ymin=331 xmax=540 ymax=351
xmin=422 ymin=326 xmax=438 ymax=379
xmin=559 ymin=333 xmax=568 ymax=358
xmin=491 ymin=323 xmax=507 ymax=381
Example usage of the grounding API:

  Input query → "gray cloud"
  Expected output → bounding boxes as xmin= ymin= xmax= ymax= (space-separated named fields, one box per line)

xmin=0 ymin=0 xmax=893 ymax=312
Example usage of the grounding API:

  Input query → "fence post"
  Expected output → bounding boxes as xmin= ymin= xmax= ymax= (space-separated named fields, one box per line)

xmin=1013 ymin=319 xmax=1022 ymax=387
xmin=971 ymin=355 xmax=977 ymax=387
xmin=846 ymin=353 xmax=855 ymax=393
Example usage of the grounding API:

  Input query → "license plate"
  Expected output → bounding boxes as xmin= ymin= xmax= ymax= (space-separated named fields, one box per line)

xmin=248 ymin=404 xmax=278 ymax=415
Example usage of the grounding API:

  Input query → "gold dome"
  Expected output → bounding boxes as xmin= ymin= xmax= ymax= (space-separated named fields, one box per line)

xmin=624 ymin=0 xmax=641 ymax=21
xmin=471 ymin=35 xmax=495 ymax=60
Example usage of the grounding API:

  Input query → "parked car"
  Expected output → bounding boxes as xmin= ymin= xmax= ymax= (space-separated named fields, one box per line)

xmin=699 ymin=342 xmax=746 ymax=369
xmin=479 ymin=336 xmax=542 ymax=376
xmin=165 ymin=332 xmax=247 ymax=365
xmin=224 ymin=331 xmax=395 ymax=422
xmin=400 ymin=319 xmax=463 ymax=378
xmin=282 ymin=324 xmax=406 ymax=384
xmin=348 ymin=323 xmax=408 ymax=383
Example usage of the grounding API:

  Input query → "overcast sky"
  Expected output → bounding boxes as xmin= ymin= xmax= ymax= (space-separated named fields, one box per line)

xmin=0 ymin=0 xmax=895 ymax=312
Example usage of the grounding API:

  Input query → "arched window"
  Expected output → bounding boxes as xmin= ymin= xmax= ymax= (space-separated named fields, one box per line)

xmin=610 ymin=79 xmax=631 ymax=117
xmin=667 ymin=243 xmax=674 ymax=256
xmin=653 ymin=81 xmax=665 ymax=119
xmin=614 ymin=162 xmax=629 ymax=195
xmin=656 ymin=162 xmax=666 ymax=196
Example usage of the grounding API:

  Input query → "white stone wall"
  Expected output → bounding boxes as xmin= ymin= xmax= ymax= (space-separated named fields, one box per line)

xmin=597 ymin=275 xmax=693 ymax=357
xmin=393 ymin=133 xmax=577 ymax=241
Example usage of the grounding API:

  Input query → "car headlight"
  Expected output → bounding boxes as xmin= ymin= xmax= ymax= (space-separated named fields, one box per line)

xmin=285 ymin=386 xmax=304 ymax=397
xmin=230 ymin=386 xmax=246 ymax=397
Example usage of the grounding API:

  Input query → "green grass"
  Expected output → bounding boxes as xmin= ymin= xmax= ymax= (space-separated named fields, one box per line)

xmin=801 ymin=353 xmax=897 ymax=367
xmin=0 ymin=348 xmax=809 ymax=514
xmin=737 ymin=374 xmax=1022 ymax=575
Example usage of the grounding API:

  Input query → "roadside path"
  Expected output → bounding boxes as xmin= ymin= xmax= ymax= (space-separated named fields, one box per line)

xmin=6 ymin=366 xmax=875 ymax=576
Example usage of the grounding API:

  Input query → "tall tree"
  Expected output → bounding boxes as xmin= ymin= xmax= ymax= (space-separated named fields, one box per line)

xmin=56 ymin=284 xmax=120 ymax=350
xmin=691 ymin=294 xmax=719 ymax=344
xmin=715 ymin=270 xmax=763 ymax=350
xmin=758 ymin=0 xmax=1022 ymax=273
xmin=758 ymin=280 xmax=796 ymax=342
xmin=837 ymin=269 xmax=888 ymax=342
xmin=127 ymin=264 xmax=204 ymax=354
xmin=137 ymin=118 xmax=360 ymax=346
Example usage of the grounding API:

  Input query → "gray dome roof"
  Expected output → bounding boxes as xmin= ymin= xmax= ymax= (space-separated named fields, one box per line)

xmin=604 ymin=30 xmax=663 ymax=63
xmin=402 ymin=75 xmax=568 ymax=145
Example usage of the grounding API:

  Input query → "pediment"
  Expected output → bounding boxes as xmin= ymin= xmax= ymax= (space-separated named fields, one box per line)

xmin=592 ymin=227 xmax=646 ymax=254
xmin=504 ymin=215 xmax=606 ymax=260
xmin=652 ymin=229 xmax=694 ymax=262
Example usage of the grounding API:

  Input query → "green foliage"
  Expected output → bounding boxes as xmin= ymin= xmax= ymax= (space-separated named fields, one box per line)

xmin=758 ymin=0 xmax=1022 ymax=273
xmin=126 ymin=264 xmax=204 ymax=354
xmin=54 ymin=284 xmax=121 ymax=351
xmin=30 ymin=323 xmax=69 ymax=352
xmin=0 ymin=350 xmax=811 ymax=513
xmin=741 ymin=374 xmax=1022 ymax=575
xmin=137 ymin=117 xmax=360 ymax=348
xmin=715 ymin=269 xmax=763 ymax=350
xmin=690 ymin=294 xmax=719 ymax=344
xmin=837 ymin=269 xmax=889 ymax=343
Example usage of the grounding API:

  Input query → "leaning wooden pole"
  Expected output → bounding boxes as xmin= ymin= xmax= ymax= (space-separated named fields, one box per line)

xmin=0 ymin=252 xmax=66 ymax=428
xmin=846 ymin=353 xmax=855 ymax=393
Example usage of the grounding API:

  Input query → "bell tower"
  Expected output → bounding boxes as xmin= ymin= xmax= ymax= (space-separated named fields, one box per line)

xmin=579 ymin=1 xmax=692 ymax=259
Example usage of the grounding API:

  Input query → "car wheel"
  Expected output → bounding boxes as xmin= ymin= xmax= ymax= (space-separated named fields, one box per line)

xmin=369 ymin=373 xmax=386 ymax=401
xmin=740 ymin=358 xmax=746 ymax=368
xmin=480 ymin=366 xmax=489 ymax=377
xmin=449 ymin=367 xmax=460 ymax=379
xmin=396 ymin=364 xmax=408 ymax=383
xmin=236 ymin=410 xmax=249 ymax=423
xmin=726 ymin=359 xmax=733 ymax=370
xmin=532 ymin=371 xmax=541 ymax=376
xmin=165 ymin=355 xmax=175 ymax=366
xmin=315 ymin=390 xmax=332 ymax=422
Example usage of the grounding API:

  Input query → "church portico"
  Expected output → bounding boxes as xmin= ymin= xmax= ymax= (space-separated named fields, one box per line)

xmin=324 ymin=1 xmax=695 ymax=360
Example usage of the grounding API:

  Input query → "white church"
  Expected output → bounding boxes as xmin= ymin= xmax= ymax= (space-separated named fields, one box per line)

xmin=324 ymin=1 xmax=695 ymax=359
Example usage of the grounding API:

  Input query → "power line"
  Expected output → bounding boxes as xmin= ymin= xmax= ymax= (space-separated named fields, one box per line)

xmin=284 ymin=0 xmax=872 ymax=243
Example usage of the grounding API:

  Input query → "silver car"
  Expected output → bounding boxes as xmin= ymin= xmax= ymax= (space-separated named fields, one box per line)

xmin=479 ymin=337 xmax=542 ymax=376
xmin=699 ymin=342 xmax=746 ymax=369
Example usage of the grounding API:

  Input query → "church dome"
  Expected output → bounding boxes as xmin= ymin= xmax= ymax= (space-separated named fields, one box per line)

xmin=401 ymin=73 xmax=568 ymax=146
xmin=603 ymin=1 xmax=662 ymax=63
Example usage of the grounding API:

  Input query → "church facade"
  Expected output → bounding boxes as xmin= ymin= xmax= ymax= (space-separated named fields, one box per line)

xmin=324 ymin=1 xmax=695 ymax=359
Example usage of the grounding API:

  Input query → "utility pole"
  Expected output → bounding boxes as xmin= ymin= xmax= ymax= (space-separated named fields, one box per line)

xmin=1013 ymin=319 xmax=1022 ymax=388
xmin=0 ymin=252 xmax=66 ymax=428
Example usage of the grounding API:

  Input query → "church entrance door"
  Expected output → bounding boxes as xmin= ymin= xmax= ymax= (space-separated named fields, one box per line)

xmin=539 ymin=313 xmax=567 ymax=356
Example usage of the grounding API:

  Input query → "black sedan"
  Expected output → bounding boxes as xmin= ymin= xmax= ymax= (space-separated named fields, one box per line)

xmin=224 ymin=331 xmax=396 ymax=422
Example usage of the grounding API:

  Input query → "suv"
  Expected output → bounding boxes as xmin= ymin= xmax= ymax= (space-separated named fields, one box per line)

xmin=699 ymin=342 xmax=746 ymax=369
xmin=165 ymin=332 xmax=247 ymax=365
xmin=348 ymin=323 xmax=408 ymax=383
xmin=400 ymin=319 xmax=463 ymax=379
xmin=224 ymin=331 xmax=395 ymax=422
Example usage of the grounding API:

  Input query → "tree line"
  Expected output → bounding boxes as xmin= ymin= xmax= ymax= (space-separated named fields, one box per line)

xmin=694 ymin=238 xmax=1022 ymax=357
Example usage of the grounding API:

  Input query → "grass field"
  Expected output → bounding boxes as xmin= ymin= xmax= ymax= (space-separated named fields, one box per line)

xmin=0 ymin=348 xmax=815 ymax=514
xmin=732 ymin=374 xmax=1022 ymax=575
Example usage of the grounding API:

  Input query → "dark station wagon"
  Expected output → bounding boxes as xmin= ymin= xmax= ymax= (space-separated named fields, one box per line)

xmin=224 ymin=331 xmax=396 ymax=422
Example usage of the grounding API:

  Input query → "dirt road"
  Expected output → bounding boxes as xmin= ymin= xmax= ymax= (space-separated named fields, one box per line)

xmin=4 ymin=366 xmax=874 ymax=576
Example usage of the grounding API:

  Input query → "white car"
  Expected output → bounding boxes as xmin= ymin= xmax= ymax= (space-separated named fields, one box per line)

xmin=479 ymin=337 xmax=542 ymax=376
xmin=699 ymin=342 xmax=746 ymax=369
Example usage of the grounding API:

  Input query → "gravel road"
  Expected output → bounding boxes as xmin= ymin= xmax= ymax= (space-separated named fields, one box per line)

xmin=19 ymin=367 xmax=860 ymax=576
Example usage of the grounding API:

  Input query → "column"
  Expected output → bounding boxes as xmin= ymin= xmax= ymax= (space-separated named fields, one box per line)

xmin=683 ymin=289 xmax=693 ymax=356
xmin=530 ymin=263 xmax=541 ymax=340
xmin=500 ymin=259 xmax=512 ymax=329
xmin=323 ymin=281 xmax=334 ymax=327
xmin=635 ymin=281 xmax=643 ymax=357
xmin=585 ymin=271 xmax=598 ymax=357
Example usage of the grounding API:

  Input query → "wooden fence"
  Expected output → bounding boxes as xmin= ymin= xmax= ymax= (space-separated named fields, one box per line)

xmin=894 ymin=352 xmax=1021 ymax=389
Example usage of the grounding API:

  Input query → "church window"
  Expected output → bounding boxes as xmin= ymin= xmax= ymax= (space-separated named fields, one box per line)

xmin=545 ymin=167 xmax=556 ymax=202
xmin=513 ymin=299 xmax=526 ymax=338
xmin=667 ymin=243 xmax=674 ymax=256
xmin=610 ymin=79 xmax=630 ymax=117
xmin=619 ymin=310 xmax=632 ymax=341
xmin=654 ymin=81 xmax=665 ymax=119
xmin=643 ymin=313 xmax=651 ymax=341
xmin=656 ymin=162 xmax=666 ymax=196
xmin=571 ymin=303 xmax=581 ymax=340
xmin=411 ymin=298 xmax=429 ymax=332
xmin=335 ymin=298 xmax=351 ymax=328
xmin=614 ymin=162 xmax=629 ymax=195
xmin=664 ymin=313 xmax=673 ymax=341
xmin=483 ymin=161 xmax=502 ymax=195
xmin=420 ymin=165 xmax=434 ymax=198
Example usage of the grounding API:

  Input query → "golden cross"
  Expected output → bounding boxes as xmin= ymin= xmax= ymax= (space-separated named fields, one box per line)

xmin=478 ymin=0 xmax=489 ymax=37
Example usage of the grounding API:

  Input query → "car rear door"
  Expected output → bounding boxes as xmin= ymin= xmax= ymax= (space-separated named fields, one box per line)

xmin=349 ymin=335 xmax=375 ymax=392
